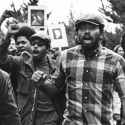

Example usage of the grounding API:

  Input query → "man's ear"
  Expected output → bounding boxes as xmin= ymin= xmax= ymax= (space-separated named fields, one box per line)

xmin=46 ymin=47 xmax=49 ymax=53
xmin=75 ymin=30 xmax=78 ymax=35
xmin=100 ymin=33 xmax=103 ymax=40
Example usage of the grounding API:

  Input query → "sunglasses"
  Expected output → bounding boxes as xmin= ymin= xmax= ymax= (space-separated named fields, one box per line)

xmin=31 ymin=41 xmax=46 ymax=47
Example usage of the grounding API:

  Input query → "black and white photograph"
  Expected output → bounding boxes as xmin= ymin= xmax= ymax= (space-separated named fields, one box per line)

xmin=0 ymin=0 xmax=125 ymax=125
xmin=28 ymin=6 xmax=47 ymax=29
xmin=31 ymin=10 xmax=44 ymax=26
xmin=48 ymin=24 xmax=68 ymax=48
xmin=52 ymin=28 xmax=63 ymax=40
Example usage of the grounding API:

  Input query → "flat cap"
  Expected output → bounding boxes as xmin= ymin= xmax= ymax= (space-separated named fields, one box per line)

xmin=30 ymin=33 xmax=51 ymax=45
xmin=75 ymin=14 xmax=105 ymax=28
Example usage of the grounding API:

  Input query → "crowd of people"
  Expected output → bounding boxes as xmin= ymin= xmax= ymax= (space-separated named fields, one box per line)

xmin=1 ymin=9 xmax=125 ymax=125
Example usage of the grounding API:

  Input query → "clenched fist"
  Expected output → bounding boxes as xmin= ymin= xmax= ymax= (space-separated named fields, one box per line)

xmin=7 ymin=24 xmax=20 ymax=35
xmin=31 ymin=70 xmax=47 ymax=88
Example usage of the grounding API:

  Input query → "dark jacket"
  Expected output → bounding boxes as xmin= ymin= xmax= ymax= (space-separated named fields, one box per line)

xmin=121 ymin=34 xmax=125 ymax=58
xmin=0 ymin=39 xmax=65 ymax=125
xmin=8 ymin=50 xmax=27 ymax=100
xmin=0 ymin=69 xmax=21 ymax=125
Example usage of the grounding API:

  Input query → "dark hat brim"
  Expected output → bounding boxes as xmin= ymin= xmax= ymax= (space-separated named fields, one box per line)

xmin=75 ymin=20 xmax=99 ymax=26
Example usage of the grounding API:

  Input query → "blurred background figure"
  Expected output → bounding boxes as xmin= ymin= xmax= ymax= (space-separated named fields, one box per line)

xmin=48 ymin=48 xmax=56 ymax=59
xmin=48 ymin=48 xmax=60 ymax=60
xmin=48 ymin=48 xmax=60 ymax=64
xmin=54 ymin=51 xmax=60 ymax=59
xmin=113 ymin=44 xmax=124 ymax=125
xmin=114 ymin=45 xmax=124 ymax=57
xmin=8 ymin=37 xmax=17 ymax=55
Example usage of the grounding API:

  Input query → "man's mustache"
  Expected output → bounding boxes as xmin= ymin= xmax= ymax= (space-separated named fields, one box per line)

xmin=33 ymin=50 xmax=39 ymax=54
xmin=82 ymin=34 xmax=93 ymax=40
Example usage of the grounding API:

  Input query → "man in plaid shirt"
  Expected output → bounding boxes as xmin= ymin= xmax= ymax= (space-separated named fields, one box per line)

xmin=31 ymin=14 xmax=125 ymax=125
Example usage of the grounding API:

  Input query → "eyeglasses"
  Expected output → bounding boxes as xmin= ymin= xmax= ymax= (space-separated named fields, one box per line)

xmin=31 ymin=41 xmax=46 ymax=47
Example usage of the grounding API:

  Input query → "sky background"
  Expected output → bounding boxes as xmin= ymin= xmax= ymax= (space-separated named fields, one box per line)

xmin=0 ymin=0 xmax=119 ymax=33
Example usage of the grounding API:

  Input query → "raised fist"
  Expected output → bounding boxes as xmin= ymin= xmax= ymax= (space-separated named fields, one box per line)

xmin=7 ymin=24 xmax=20 ymax=35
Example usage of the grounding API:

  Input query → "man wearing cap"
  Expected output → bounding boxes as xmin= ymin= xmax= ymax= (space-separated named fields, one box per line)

xmin=31 ymin=13 xmax=125 ymax=125
xmin=0 ymin=24 xmax=60 ymax=125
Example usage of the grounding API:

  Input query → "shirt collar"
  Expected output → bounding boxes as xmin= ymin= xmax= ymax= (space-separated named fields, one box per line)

xmin=78 ymin=44 xmax=102 ymax=57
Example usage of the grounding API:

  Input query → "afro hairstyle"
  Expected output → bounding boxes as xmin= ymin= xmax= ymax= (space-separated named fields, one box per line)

xmin=14 ymin=26 xmax=36 ymax=42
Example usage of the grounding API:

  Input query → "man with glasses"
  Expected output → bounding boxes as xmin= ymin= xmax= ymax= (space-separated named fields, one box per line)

xmin=0 ymin=24 xmax=60 ymax=125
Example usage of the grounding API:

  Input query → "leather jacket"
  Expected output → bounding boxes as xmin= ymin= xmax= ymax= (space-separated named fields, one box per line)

xmin=0 ymin=69 xmax=21 ymax=125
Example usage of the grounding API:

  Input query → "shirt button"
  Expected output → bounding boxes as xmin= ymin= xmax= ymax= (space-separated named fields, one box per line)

xmin=86 ymin=84 xmax=88 ymax=85
xmin=84 ymin=110 xmax=87 ymax=112
xmin=85 ymin=97 xmax=87 ymax=99
xmin=86 ymin=70 xmax=88 ymax=72
xmin=32 ymin=107 xmax=34 ymax=111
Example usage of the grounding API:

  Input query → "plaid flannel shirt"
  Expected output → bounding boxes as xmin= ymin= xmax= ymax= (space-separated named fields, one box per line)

xmin=51 ymin=45 xmax=125 ymax=125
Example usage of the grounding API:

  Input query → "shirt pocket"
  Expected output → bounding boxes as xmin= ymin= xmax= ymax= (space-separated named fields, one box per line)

xmin=16 ymin=71 xmax=32 ymax=110
xmin=17 ymin=71 xmax=32 ymax=94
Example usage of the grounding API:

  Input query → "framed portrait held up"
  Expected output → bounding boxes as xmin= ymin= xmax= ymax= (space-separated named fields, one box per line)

xmin=28 ymin=6 xmax=47 ymax=31
xmin=48 ymin=24 xmax=68 ymax=48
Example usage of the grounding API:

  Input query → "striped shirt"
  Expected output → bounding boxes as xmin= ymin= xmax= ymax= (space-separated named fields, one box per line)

xmin=51 ymin=45 xmax=125 ymax=125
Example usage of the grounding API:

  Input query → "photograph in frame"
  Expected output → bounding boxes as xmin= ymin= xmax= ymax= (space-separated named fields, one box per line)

xmin=48 ymin=24 xmax=68 ymax=48
xmin=28 ymin=6 xmax=47 ymax=30
xmin=52 ymin=28 xmax=63 ymax=40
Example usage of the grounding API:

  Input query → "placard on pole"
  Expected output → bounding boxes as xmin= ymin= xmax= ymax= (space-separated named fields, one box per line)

xmin=47 ymin=24 xmax=68 ymax=51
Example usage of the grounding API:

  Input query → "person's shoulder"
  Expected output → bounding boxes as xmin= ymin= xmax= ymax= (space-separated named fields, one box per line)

xmin=102 ymin=46 xmax=117 ymax=55
xmin=8 ymin=51 xmax=30 ymax=64
xmin=61 ymin=46 xmax=79 ymax=54
xmin=59 ymin=46 xmax=79 ymax=57
xmin=102 ymin=46 xmax=124 ymax=59
xmin=0 ymin=69 xmax=9 ymax=84
xmin=0 ymin=69 xmax=9 ymax=77
xmin=0 ymin=70 xmax=11 ymax=94
xmin=67 ymin=45 xmax=79 ymax=51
